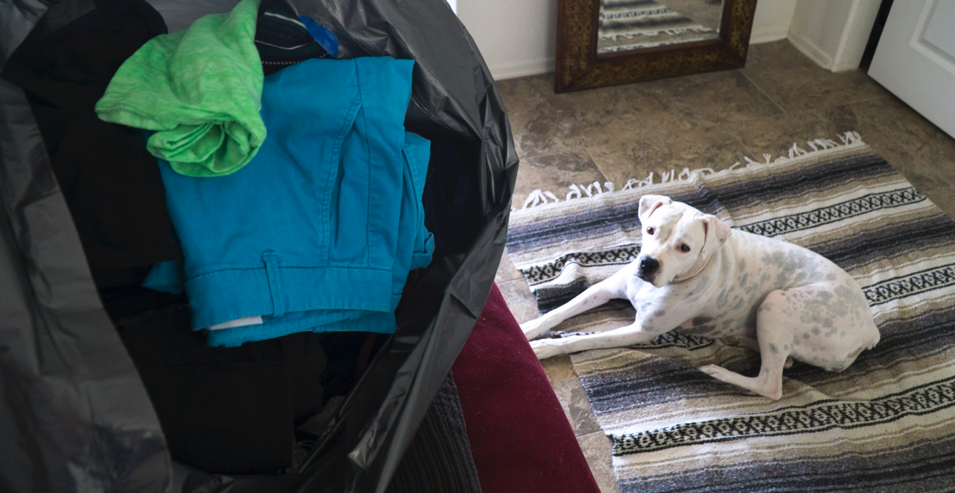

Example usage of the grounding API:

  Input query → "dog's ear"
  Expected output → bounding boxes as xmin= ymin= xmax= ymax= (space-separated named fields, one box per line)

xmin=638 ymin=195 xmax=672 ymax=223
xmin=700 ymin=214 xmax=731 ymax=259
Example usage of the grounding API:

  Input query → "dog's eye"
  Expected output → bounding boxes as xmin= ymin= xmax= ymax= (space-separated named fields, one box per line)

xmin=646 ymin=227 xmax=655 ymax=235
xmin=680 ymin=244 xmax=691 ymax=253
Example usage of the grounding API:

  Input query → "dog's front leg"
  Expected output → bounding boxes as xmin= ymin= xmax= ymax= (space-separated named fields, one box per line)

xmin=520 ymin=276 xmax=625 ymax=341
xmin=530 ymin=322 xmax=662 ymax=359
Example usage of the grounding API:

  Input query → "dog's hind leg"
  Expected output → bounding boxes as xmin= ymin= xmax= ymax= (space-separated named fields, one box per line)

xmin=698 ymin=290 xmax=795 ymax=400
xmin=736 ymin=336 xmax=793 ymax=369
xmin=520 ymin=276 xmax=626 ymax=341
xmin=698 ymin=350 xmax=789 ymax=400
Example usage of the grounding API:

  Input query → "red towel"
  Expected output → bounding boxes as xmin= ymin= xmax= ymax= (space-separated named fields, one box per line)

xmin=452 ymin=283 xmax=601 ymax=493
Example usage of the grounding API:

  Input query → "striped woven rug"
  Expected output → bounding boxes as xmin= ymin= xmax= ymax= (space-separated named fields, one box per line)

xmin=598 ymin=0 xmax=717 ymax=54
xmin=506 ymin=133 xmax=955 ymax=492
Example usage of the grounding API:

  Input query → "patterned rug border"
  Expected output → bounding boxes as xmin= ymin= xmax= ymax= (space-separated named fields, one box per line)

xmin=514 ymin=131 xmax=865 ymax=213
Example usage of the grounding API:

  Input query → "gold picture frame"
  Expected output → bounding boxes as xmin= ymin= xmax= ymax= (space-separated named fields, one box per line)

xmin=555 ymin=0 xmax=758 ymax=93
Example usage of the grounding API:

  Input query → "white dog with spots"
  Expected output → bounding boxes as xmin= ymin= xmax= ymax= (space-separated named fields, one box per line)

xmin=521 ymin=195 xmax=880 ymax=400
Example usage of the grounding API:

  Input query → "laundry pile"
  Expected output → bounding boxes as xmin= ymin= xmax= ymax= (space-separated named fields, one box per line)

xmin=3 ymin=0 xmax=433 ymax=474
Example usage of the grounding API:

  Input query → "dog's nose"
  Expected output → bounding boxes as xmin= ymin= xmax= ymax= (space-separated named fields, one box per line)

xmin=639 ymin=257 xmax=659 ymax=275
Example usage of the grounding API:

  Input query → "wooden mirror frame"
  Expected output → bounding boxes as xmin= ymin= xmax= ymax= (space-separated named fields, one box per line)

xmin=555 ymin=0 xmax=758 ymax=93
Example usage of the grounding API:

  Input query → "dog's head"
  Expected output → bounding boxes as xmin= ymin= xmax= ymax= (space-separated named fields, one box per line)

xmin=635 ymin=195 xmax=731 ymax=287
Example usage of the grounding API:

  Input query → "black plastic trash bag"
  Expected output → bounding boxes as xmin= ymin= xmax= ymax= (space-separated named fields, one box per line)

xmin=0 ymin=0 xmax=518 ymax=490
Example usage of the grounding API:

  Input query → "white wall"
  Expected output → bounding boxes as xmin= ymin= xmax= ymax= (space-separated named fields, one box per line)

xmin=458 ymin=0 xmax=799 ymax=80
xmin=751 ymin=0 xmax=798 ymax=44
xmin=788 ymin=0 xmax=880 ymax=71
xmin=789 ymin=1 xmax=853 ymax=69
xmin=457 ymin=0 xmax=557 ymax=80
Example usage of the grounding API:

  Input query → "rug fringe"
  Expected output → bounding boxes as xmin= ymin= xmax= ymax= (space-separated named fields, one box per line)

xmin=518 ymin=131 xmax=863 ymax=210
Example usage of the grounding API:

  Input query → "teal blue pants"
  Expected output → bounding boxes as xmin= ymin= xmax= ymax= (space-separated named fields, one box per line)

xmin=145 ymin=57 xmax=433 ymax=347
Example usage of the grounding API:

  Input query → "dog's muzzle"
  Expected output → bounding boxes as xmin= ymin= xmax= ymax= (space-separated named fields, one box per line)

xmin=636 ymin=256 xmax=660 ymax=282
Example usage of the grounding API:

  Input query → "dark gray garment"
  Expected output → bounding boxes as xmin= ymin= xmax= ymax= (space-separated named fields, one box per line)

xmin=387 ymin=372 xmax=482 ymax=493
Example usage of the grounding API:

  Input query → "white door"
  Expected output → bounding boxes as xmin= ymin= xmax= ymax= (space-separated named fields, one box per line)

xmin=869 ymin=0 xmax=955 ymax=139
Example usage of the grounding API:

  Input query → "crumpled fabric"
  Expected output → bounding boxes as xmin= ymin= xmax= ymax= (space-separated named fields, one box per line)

xmin=95 ymin=0 xmax=266 ymax=177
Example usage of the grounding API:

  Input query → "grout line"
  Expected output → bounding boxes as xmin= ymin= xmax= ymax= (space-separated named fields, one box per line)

xmin=582 ymin=145 xmax=622 ymax=187
xmin=495 ymin=256 xmax=524 ymax=283
xmin=846 ymin=89 xmax=895 ymax=105
xmin=837 ymin=120 xmax=954 ymax=196
xmin=582 ymin=147 xmax=612 ymax=185
xmin=729 ymin=132 xmax=758 ymax=159
xmin=518 ymin=151 xmax=578 ymax=162
xmin=845 ymin=101 xmax=935 ymax=163
xmin=739 ymin=69 xmax=788 ymax=116
xmin=846 ymin=97 xmax=952 ymax=159
xmin=927 ymin=186 xmax=955 ymax=220
xmin=576 ymin=431 xmax=620 ymax=493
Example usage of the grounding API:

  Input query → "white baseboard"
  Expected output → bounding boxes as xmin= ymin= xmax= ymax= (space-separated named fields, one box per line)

xmin=787 ymin=28 xmax=834 ymax=70
xmin=485 ymin=26 xmax=807 ymax=80
xmin=749 ymin=26 xmax=788 ymax=45
xmin=830 ymin=58 xmax=862 ymax=72
xmin=490 ymin=57 xmax=555 ymax=80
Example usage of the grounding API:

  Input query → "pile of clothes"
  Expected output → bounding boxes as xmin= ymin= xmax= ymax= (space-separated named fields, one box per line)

xmin=3 ymin=0 xmax=433 ymax=474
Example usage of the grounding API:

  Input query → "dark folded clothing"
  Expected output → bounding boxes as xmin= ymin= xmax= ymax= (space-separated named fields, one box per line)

xmin=2 ymin=0 xmax=180 ymax=287
xmin=110 ymin=295 xmax=326 ymax=474
xmin=386 ymin=372 xmax=482 ymax=493
xmin=141 ymin=362 xmax=293 ymax=474
xmin=256 ymin=0 xmax=334 ymax=75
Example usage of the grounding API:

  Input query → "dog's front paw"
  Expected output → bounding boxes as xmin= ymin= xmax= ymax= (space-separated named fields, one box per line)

xmin=520 ymin=318 xmax=545 ymax=340
xmin=530 ymin=339 xmax=564 ymax=360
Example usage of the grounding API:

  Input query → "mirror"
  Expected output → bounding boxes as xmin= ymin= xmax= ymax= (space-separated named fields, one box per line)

xmin=556 ymin=0 xmax=756 ymax=92
xmin=597 ymin=0 xmax=724 ymax=55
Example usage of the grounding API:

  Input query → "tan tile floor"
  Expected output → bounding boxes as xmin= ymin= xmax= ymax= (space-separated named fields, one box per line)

xmin=494 ymin=40 xmax=955 ymax=492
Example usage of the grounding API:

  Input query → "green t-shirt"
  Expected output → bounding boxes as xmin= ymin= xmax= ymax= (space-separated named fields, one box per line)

xmin=96 ymin=0 xmax=265 ymax=177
